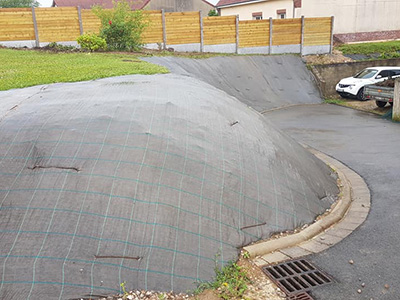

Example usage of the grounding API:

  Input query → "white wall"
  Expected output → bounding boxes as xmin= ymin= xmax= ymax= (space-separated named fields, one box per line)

xmin=295 ymin=0 xmax=400 ymax=34
xmin=220 ymin=0 xmax=400 ymax=34
xmin=220 ymin=0 xmax=293 ymax=20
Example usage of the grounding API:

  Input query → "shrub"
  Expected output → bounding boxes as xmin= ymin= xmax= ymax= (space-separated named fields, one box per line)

xmin=92 ymin=0 xmax=147 ymax=51
xmin=208 ymin=9 xmax=218 ymax=17
xmin=44 ymin=42 xmax=76 ymax=52
xmin=77 ymin=33 xmax=107 ymax=52
xmin=195 ymin=261 xmax=250 ymax=299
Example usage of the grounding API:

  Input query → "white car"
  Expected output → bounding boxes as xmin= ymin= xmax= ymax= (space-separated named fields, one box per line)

xmin=336 ymin=66 xmax=400 ymax=100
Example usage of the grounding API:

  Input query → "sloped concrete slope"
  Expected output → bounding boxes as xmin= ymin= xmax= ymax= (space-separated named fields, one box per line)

xmin=143 ymin=55 xmax=322 ymax=112
xmin=0 ymin=74 xmax=337 ymax=299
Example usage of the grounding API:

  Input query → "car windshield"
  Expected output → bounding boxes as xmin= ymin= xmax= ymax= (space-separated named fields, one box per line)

xmin=354 ymin=69 xmax=378 ymax=79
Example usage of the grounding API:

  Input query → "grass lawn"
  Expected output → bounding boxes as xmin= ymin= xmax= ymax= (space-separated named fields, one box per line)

xmin=0 ymin=48 xmax=168 ymax=91
xmin=338 ymin=40 xmax=400 ymax=55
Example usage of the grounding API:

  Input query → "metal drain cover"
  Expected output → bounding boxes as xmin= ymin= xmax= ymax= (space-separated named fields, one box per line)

xmin=288 ymin=292 xmax=315 ymax=300
xmin=262 ymin=259 xmax=333 ymax=296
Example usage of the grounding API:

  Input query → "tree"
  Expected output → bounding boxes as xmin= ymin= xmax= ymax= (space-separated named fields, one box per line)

xmin=208 ymin=9 xmax=218 ymax=17
xmin=0 ymin=0 xmax=39 ymax=8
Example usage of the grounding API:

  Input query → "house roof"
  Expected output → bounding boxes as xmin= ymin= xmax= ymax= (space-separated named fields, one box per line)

xmin=216 ymin=0 xmax=267 ymax=8
xmin=52 ymin=0 xmax=151 ymax=9
xmin=53 ymin=0 xmax=214 ymax=9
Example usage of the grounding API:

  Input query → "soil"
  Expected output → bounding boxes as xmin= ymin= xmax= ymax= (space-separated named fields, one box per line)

xmin=302 ymin=49 xmax=354 ymax=65
xmin=98 ymin=256 xmax=286 ymax=300
xmin=336 ymin=99 xmax=392 ymax=115
xmin=375 ymin=79 xmax=395 ymax=88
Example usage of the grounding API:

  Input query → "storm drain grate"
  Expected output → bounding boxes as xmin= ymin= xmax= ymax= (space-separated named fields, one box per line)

xmin=262 ymin=259 xmax=333 ymax=296
xmin=288 ymin=292 xmax=315 ymax=300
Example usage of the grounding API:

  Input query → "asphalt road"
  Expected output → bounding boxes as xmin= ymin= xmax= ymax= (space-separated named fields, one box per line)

xmin=265 ymin=104 xmax=400 ymax=300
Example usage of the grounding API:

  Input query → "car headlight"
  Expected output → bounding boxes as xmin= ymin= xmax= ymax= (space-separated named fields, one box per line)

xmin=339 ymin=84 xmax=351 ymax=88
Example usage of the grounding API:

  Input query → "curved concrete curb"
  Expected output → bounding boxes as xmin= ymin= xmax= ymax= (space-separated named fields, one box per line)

xmin=244 ymin=147 xmax=371 ymax=266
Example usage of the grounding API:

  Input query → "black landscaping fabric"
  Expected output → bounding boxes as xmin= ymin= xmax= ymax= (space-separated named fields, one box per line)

xmin=0 ymin=73 xmax=338 ymax=299
xmin=143 ymin=55 xmax=322 ymax=112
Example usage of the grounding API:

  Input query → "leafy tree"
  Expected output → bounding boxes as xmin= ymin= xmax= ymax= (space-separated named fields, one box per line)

xmin=208 ymin=9 xmax=218 ymax=17
xmin=0 ymin=0 xmax=39 ymax=8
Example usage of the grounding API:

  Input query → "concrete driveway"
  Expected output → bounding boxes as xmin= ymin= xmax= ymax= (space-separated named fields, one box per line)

xmin=265 ymin=104 xmax=400 ymax=300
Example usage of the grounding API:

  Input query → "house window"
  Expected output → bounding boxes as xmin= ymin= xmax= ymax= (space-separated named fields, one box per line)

xmin=277 ymin=9 xmax=286 ymax=19
xmin=252 ymin=12 xmax=263 ymax=20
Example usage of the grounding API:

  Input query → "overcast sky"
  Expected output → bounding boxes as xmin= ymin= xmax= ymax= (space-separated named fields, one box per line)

xmin=38 ymin=0 xmax=219 ymax=7
xmin=37 ymin=0 xmax=53 ymax=6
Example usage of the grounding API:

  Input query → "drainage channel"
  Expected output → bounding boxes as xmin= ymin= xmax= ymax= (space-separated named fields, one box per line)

xmin=262 ymin=259 xmax=333 ymax=298
xmin=288 ymin=292 xmax=315 ymax=300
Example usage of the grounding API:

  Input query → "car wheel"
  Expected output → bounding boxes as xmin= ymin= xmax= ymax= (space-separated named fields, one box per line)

xmin=376 ymin=101 xmax=386 ymax=108
xmin=357 ymin=87 xmax=365 ymax=101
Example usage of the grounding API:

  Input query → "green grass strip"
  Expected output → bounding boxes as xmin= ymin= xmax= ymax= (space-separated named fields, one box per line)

xmin=338 ymin=41 xmax=400 ymax=55
xmin=0 ymin=48 xmax=168 ymax=91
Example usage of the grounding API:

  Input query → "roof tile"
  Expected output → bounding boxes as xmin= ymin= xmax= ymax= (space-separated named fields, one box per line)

xmin=53 ymin=0 xmax=150 ymax=9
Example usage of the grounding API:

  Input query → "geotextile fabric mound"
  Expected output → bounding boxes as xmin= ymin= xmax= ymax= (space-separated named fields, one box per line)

xmin=143 ymin=55 xmax=322 ymax=112
xmin=0 ymin=74 xmax=338 ymax=299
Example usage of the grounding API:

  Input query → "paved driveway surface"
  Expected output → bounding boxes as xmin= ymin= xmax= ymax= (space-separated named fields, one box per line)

xmin=265 ymin=104 xmax=400 ymax=300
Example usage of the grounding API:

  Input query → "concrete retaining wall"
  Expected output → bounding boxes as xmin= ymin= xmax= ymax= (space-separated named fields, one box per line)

xmin=167 ymin=43 xmax=201 ymax=52
xmin=238 ymin=46 xmax=270 ymax=55
xmin=302 ymin=45 xmax=331 ymax=56
xmin=203 ymin=43 xmax=237 ymax=53
xmin=311 ymin=58 xmax=400 ymax=97
xmin=271 ymin=44 xmax=301 ymax=54
xmin=0 ymin=40 xmax=331 ymax=56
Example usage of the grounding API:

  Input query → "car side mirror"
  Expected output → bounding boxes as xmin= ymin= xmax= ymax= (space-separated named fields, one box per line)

xmin=376 ymin=75 xmax=382 ymax=79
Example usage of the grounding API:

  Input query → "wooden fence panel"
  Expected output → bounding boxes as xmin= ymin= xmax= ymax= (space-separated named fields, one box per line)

xmin=165 ymin=11 xmax=200 ymax=45
xmin=142 ymin=10 xmax=162 ymax=44
xmin=0 ymin=8 xmax=35 ymax=41
xmin=81 ymin=9 xmax=101 ymax=34
xmin=36 ymin=7 xmax=80 ymax=42
xmin=203 ymin=16 xmax=236 ymax=45
xmin=272 ymin=18 xmax=301 ymax=46
xmin=239 ymin=20 xmax=269 ymax=47
xmin=304 ymin=17 xmax=331 ymax=46
xmin=0 ymin=8 xmax=333 ymax=51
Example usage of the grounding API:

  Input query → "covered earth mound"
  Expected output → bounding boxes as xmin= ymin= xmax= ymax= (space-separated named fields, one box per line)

xmin=0 ymin=74 xmax=337 ymax=299
xmin=143 ymin=55 xmax=322 ymax=112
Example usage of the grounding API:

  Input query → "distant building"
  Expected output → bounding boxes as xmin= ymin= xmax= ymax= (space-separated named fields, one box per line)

xmin=217 ymin=0 xmax=296 ymax=20
xmin=216 ymin=0 xmax=400 ymax=42
xmin=52 ymin=0 xmax=215 ymax=12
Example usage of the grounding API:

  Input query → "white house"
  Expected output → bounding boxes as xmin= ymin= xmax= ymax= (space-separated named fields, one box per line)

xmin=216 ymin=0 xmax=400 ymax=42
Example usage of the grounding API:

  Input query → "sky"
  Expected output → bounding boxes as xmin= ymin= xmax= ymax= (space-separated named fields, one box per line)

xmin=38 ymin=0 xmax=219 ymax=7
xmin=37 ymin=0 xmax=53 ymax=6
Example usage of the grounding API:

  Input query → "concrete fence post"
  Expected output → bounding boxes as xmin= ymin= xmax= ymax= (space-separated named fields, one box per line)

xmin=161 ymin=9 xmax=166 ymax=50
xmin=269 ymin=17 xmax=273 ymax=54
xmin=77 ymin=6 xmax=83 ymax=35
xmin=235 ymin=15 xmax=239 ymax=54
xmin=200 ymin=11 xmax=204 ymax=53
xmin=300 ymin=16 xmax=304 ymax=56
xmin=31 ymin=6 xmax=40 ymax=47
xmin=393 ymin=78 xmax=400 ymax=122
xmin=330 ymin=16 xmax=335 ymax=54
